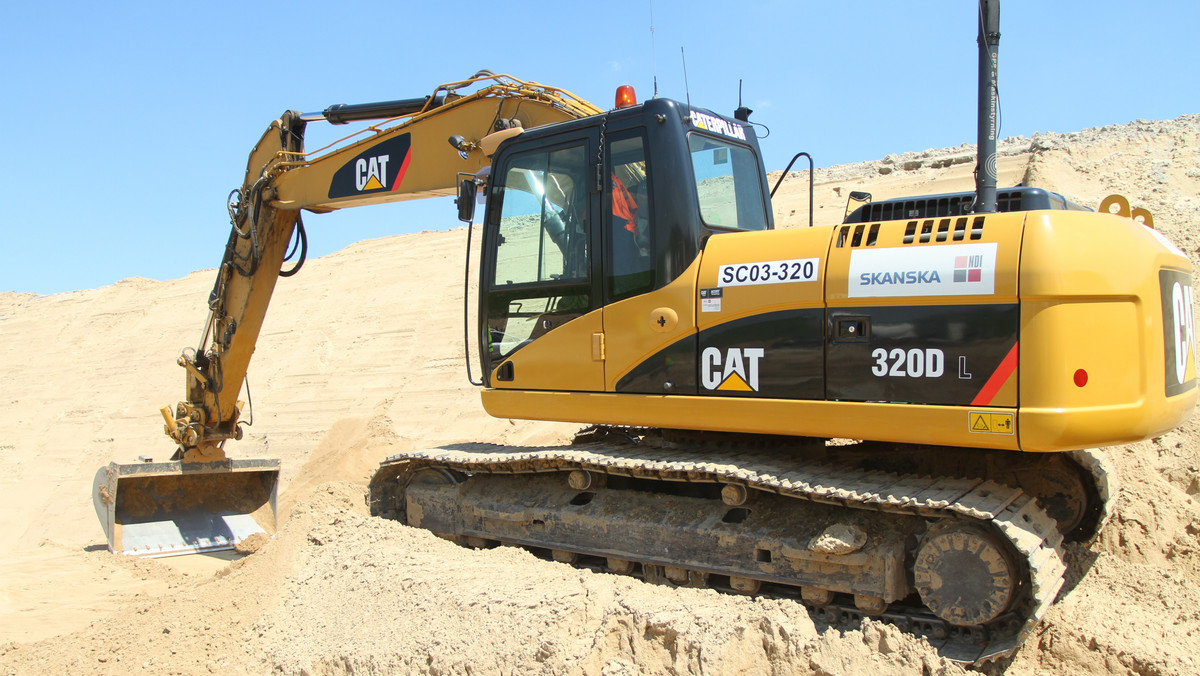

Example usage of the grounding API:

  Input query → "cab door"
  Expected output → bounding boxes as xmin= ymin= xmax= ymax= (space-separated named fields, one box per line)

xmin=601 ymin=129 xmax=700 ymax=395
xmin=480 ymin=132 xmax=605 ymax=391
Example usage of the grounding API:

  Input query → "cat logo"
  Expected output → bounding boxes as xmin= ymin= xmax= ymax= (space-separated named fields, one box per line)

xmin=355 ymin=155 xmax=390 ymax=191
xmin=1166 ymin=273 xmax=1197 ymax=391
xmin=328 ymin=133 xmax=412 ymax=199
xmin=690 ymin=111 xmax=747 ymax=141
xmin=701 ymin=347 xmax=764 ymax=392
xmin=1161 ymin=269 xmax=1199 ymax=396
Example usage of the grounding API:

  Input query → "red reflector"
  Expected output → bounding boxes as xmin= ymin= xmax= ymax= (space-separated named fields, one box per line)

xmin=615 ymin=85 xmax=637 ymax=109
xmin=1073 ymin=369 xmax=1088 ymax=387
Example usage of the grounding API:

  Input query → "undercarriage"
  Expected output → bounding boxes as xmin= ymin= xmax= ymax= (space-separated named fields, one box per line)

xmin=368 ymin=426 xmax=1111 ymax=665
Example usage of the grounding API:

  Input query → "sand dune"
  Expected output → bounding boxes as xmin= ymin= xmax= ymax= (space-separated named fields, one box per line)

xmin=2 ymin=114 xmax=1198 ymax=675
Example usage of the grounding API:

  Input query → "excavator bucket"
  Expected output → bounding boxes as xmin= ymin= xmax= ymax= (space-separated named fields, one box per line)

xmin=93 ymin=458 xmax=279 ymax=558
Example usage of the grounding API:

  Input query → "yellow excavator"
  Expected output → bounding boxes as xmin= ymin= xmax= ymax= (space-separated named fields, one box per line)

xmin=92 ymin=5 xmax=1196 ymax=665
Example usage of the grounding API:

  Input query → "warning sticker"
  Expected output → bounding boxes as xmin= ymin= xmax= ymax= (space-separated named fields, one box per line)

xmin=968 ymin=411 xmax=1014 ymax=435
xmin=700 ymin=288 xmax=723 ymax=313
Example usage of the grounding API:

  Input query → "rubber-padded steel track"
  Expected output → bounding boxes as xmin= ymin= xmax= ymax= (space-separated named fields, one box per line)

xmin=370 ymin=436 xmax=1067 ymax=665
xmin=1068 ymin=448 xmax=1116 ymax=544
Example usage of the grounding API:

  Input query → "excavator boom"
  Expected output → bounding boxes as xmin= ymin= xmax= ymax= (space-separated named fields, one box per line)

xmin=94 ymin=73 xmax=601 ymax=557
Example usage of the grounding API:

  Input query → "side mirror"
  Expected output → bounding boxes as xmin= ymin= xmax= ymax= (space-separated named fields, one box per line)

xmin=844 ymin=190 xmax=872 ymax=222
xmin=456 ymin=178 xmax=477 ymax=223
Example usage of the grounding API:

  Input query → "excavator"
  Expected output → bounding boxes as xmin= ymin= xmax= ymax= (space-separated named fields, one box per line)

xmin=93 ymin=4 xmax=1196 ymax=665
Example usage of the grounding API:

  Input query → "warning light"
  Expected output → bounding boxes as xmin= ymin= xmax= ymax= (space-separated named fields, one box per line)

xmin=615 ymin=85 xmax=637 ymax=109
xmin=1073 ymin=369 xmax=1088 ymax=387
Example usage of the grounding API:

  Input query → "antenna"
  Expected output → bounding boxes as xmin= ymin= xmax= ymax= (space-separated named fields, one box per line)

xmin=649 ymin=0 xmax=658 ymax=98
xmin=735 ymin=79 xmax=752 ymax=121
xmin=681 ymin=47 xmax=691 ymax=116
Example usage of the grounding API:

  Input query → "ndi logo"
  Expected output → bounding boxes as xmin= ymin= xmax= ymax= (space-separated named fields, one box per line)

xmin=954 ymin=255 xmax=985 ymax=283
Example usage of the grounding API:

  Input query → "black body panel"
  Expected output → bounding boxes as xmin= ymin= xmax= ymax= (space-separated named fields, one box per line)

xmin=697 ymin=309 xmax=825 ymax=399
xmin=615 ymin=335 xmax=698 ymax=395
xmin=827 ymin=304 xmax=1019 ymax=405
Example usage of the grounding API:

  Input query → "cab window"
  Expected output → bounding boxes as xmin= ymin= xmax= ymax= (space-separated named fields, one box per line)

xmin=487 ymin=143 xmax=591 ymax=360
xmin=492 ymin=145 xmax=589 ymax=285
xmin=689 ymin=134 xmax=768 ymax=231
xmin=607 ymin=134 xmax=654 ymax=301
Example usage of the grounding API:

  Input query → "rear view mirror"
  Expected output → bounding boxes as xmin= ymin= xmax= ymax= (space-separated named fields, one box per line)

xmin=457 ymin=178 xmax=477 ymax=223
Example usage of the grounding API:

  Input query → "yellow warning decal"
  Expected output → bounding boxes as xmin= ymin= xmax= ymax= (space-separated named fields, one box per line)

xmin=968 ymin=411 xmax=1014 ymax=435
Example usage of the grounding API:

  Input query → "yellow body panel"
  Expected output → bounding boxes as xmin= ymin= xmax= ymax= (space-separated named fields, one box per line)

xmin=696 ymin=228 xmax=828 ymax=330
xmin=482 ymin=389 xmax=1020 ymax=450
xmin=604 ymin=259 xmax=701 ymax=390
xmin=489 ymin=311 xmax=605 ymax=391
xmin=484 ymin=209 xmax=1196 ymax=453
xmin=1018 ymin=211 xmax=1198 ymax=450
xmin=825 ymin=215 xmax=1022 ymax=408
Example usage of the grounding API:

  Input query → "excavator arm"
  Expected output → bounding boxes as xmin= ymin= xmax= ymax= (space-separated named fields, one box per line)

xmin=169 ymin=73 xmax=601 ymax=462
xmin=95 ymin=73 xmax=602 ymax=556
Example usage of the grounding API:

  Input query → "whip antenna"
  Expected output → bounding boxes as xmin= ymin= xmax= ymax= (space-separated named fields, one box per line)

xmin=681 ymin=47 xmax=691 ymax=116
xmin=649 ymin=0 xmax=659 ymax=98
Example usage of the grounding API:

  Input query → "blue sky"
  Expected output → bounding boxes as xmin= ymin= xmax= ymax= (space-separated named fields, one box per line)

xmin=2 ymin=1 xmax=1196 ymax=295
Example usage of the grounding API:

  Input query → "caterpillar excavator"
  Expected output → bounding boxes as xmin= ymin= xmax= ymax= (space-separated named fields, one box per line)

xmin=93 ymin=4 xmax=1196 ymax=665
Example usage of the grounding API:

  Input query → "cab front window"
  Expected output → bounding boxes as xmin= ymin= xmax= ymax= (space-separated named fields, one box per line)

xmin=485 ymin=142 xmax=592 ymax=361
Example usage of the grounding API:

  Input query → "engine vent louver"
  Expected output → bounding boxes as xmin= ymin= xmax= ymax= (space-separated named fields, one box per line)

xmin=843 ymin=186 xmax=1089 ymax=225
xmin=835 ymin=223 xmax=880 ymax=248
xmin=900 ymin=217 xmax=985 ymax=245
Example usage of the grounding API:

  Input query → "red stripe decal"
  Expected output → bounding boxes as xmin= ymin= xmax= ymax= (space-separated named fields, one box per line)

xmin=971 ymin=342 xmax=1019 ymax=406
xmin=390 ymin=148 xmax=412 ymax=191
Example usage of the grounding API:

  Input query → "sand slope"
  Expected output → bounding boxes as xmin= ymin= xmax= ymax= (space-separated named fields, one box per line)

xmin=2 ymin=114 xmax=1198 ymax=675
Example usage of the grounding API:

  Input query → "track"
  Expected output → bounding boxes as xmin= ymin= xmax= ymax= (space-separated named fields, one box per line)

xmin=1067 ymin=447 xmax=1116 ymax=544
xmin=369 ymin=429 xmax=1068 ymax=665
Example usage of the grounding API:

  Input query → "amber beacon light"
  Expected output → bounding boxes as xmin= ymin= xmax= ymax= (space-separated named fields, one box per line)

xmin=615 ymin=85 xmax=637 ymax=109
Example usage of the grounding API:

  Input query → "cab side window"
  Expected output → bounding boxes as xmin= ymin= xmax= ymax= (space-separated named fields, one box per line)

xmin=688 ymin=134 xmax=768 ymax=231
xmin=487 ymin=143 xmax=591 ymax=360
xmin=607 ymin=134 xmax=654 ymax=301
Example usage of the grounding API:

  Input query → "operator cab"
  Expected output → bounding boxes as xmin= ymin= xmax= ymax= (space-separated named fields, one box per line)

xmin=474 ymin=96 xmax=771 ymax=385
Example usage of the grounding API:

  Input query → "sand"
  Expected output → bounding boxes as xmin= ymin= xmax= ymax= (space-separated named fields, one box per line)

xmin=2 ymin=114 xmax=1199 ymax=675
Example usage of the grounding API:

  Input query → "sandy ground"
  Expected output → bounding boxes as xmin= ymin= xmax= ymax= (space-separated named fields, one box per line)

xmin=2 ymin=114 xmax=1199 ymax=675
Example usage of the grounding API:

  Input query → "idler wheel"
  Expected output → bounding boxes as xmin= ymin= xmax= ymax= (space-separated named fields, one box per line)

xmin=1004 ymin=455 xmax=1096 ymax=540
xmin=912 ymin=521 xmax=1020 ymax=626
